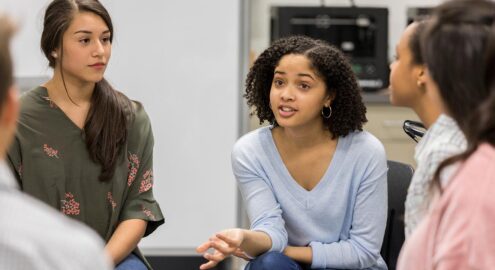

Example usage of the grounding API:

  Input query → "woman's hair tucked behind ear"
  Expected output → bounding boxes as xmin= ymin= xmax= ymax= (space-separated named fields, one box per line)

xmin=245 ymin=35 xmax=367 ymax=138
xmin=41 ymin=0 xmax=134 ymax=181
xmin=409 ymin=20 xmax=429 ymax=65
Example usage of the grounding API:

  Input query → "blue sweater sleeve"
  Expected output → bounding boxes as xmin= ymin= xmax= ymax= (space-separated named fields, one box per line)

xmin=310 ymin=145 xmax=388 ymax=269
xmin=231 ymin=139 xmax=288 ymax=253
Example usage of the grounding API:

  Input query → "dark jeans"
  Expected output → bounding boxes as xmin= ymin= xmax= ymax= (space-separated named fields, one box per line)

xmin=115 ymin=253 xmax=147 ymax=270
xmin=245 ymin=251 xmax=311 ymax=270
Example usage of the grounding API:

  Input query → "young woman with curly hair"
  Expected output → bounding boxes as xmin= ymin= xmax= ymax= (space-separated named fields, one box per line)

xmin=197 ymin=36 xmax=388 ymax=270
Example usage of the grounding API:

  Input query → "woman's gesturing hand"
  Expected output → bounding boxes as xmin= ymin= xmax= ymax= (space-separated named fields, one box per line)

xmin=196 ymin=229 xmax=245 ymax=269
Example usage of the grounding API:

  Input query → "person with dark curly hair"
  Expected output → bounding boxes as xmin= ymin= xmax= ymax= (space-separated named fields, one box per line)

xmin=197 ymin=36 xmax=388 ymax=270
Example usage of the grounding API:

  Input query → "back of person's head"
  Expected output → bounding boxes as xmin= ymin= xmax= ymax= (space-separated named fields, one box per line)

xmin=468 ymin=29 xmax=495 ymax=147
xmin=430 ymin=0 xmax=495 ymax=190
xmin=422 ymin=0 xmax=495 ymax=133
xmin=245 ymin=35 xmax=367 ymax=138
xmin=0 ymin=14 xmax=14 ymax=108
xmin=41 ymin=0 xmax=133 ymax=182
xmin=41 ymin=0 xmax=112 ymax=68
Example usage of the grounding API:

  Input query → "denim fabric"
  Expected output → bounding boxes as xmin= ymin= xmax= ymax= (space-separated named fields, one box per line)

xmin=115 ymin=253 xmax=147 ymax=270
xmin=245 ymin=252 xmax=304 ymax=270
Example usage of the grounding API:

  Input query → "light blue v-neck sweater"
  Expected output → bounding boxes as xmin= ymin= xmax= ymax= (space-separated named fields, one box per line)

xmin=232 ymin=126 xmax=388 ymax=269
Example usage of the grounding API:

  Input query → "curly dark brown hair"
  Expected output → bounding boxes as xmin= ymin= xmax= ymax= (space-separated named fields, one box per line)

xmin=245 ymin=35 xmax=367 ymax=138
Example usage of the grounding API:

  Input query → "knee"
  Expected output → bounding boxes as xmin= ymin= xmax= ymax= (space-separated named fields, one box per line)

xmin=248 ymin=251 xmax=296 ymax=270
xmin=115 ymin=254 xmax=147 ymax=270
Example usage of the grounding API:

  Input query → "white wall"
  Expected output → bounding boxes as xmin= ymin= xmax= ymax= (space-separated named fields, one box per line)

xmin=0 ymin=1 xmax=49 ymax=77
xmin=104 ymin=1 xmax=241 ymax=253
xmin=0 ymin=0 xmax=241 ymax=255
xmin=250 ymin=0 xmax=443 ymax=61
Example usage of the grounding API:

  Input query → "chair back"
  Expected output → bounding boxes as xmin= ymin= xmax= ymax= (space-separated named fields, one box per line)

xmin=381 ymin=160 xmax=414 ymax=270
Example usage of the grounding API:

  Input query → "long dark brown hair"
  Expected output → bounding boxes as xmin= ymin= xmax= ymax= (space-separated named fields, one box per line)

xmin=0 ymin=14 xmax=14 ymax=106
xmin=41 ymin=0 xmax=134 ymax=182
xmin=408 ymin=20 xmax=429 ymax=66
xmin=424 ymin=0 xmax=495 ymax=190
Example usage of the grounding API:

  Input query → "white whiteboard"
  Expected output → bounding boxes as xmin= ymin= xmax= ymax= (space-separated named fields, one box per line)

xmin=0 ymin=0 xmax=241 ymax=254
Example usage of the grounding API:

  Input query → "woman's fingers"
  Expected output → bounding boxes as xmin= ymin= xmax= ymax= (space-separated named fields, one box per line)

xmin=196 ymin=241 xmax=213 ymax=253
xmin=199 ymin=260 xmax=218 ymax=270
xmin=209 ymin=240 xmax=236 ymax=254
xmin=204 ymin=250 xmax=226 ymax=262
xmin=198 ymin=229 xmax=244 ymax=269
xmin=200 ymin=250 xmax=227 ymax=270
xmin=216 ymin=233 xmax=239 ymax=246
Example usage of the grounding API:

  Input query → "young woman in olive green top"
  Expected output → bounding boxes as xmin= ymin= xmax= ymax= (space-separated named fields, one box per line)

xmin=6 ymin=0 xmax=163 ymax=269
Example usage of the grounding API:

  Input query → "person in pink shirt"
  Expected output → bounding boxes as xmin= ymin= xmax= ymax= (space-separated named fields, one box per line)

xmin=397 ymin=0 xmax=495 ymax=269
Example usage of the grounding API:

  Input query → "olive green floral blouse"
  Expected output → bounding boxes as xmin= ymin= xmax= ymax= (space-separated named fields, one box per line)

xmin=7 ymin=86 xmax=164 ymax=269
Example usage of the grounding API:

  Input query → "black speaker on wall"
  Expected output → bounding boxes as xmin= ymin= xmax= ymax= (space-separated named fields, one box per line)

xmin=271 ymin=7 xmax=389 ymax=92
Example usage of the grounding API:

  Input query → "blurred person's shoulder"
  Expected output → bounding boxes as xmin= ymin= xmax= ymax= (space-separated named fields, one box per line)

xmin=0 ymin=184 xmax=113 ymax=270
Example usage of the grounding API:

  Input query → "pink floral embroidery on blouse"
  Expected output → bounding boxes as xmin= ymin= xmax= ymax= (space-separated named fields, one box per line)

xmin=43 ymin=144 xmax=59 ymax=158
xmin=139 ymin=169 xmax=153 ymax=194
xmin=61 ymin=192 xmax=80 ymax=216
xmin=127 ymin=153 xmax=140 ymax=186
xmin=142 ymin=205 xmax=155 ymax=220
xmin=42 ymin=96 xmax=58 ymax=109
xmin=107 ymin=192 xmax=117 ymax=210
